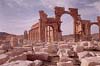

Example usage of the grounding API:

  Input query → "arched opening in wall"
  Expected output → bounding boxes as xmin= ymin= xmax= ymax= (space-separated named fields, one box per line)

xmin=61 ymin=14 xmax=74 ymax=41
xmin=91 ymin=24 xmax=99 ymax=41
xmin=45 ymin=26 xmax=54 ymax=42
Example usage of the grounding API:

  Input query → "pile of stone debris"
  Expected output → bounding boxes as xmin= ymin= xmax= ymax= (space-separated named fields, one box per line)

xmin=0 ymin=40 xmax=100 ymax=66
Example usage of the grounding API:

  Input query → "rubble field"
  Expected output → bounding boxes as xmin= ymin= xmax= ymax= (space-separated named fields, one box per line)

xmin=0 ymin=40 xmax=100 ymax=66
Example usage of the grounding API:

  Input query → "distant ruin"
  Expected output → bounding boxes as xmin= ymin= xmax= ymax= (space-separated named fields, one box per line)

xmin=25 ymin=6 xmax=100 ymax=42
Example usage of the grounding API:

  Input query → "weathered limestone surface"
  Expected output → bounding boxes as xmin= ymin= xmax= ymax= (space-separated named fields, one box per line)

xmin=6 ymin=49 xmax=24 ymax=57
xmin=73 ymin=45 xmax=84 ymax=53
xmin=14 ymin=47 xmax=32 ymax=52
xmin=77 ymin=51 xmax=94 ymax=61
xmin=57 ymin=61 xmax=74 ymax=66
xmin=47 ymin=44 xmax=58 ymax=53
xmin=57 ymin=48 xmax=75 ymax=57
xmin=33 ymin=46 xmax=43 ymax=52
xmin=33 ymin=60 xmax=43 ymax=66
xmin=1 ymin=43 xmax=12 ymax=51
xmin=0 ymin=54 xmax=9 ymax=65
xmin=58 ymin=44 xmax=72 ymax=49
xmin=59 ymin=56 xmax=74 ymax=62
xmin=8 ymin=52 xmax=27 ymax=62
xmin=0 ymin=60 xmax=35 ymax=66
xmin=27 ymin=52 xmax=49 ymax=61
xmin=81 ymin=57 xmax=100 ymax=66
xmin=0 ymin=50 xmax=6 ymax=54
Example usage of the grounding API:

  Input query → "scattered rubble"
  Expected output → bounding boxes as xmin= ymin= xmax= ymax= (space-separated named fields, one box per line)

xmin=0 ymin=40 xmax=100 ymax=66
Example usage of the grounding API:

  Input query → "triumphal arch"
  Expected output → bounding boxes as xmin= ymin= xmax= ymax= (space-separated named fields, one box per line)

xmin=24 ymin=6 xmax=100 ymax=42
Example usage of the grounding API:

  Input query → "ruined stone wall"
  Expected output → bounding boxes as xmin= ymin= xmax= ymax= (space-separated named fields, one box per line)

xmin=27 ymin=6 xmax=100 ymax=42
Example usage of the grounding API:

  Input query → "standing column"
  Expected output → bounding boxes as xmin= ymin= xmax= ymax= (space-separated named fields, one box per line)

xmin=28 ymin=31 xmax=30 ymax=40
xmin=45 ymin=27 xmax=47 ymax=42
xmin=32 ymin=30 xmax=34 ymax=41
xmin=49 ymin=26 xmax=51 ymax=42
xmin=31 ymin=31 xmax=32 ymax=41
xmin=99 ymin=27 xmax=100 ymax=41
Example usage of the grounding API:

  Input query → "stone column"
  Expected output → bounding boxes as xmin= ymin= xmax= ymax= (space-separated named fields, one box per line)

xmin=10 ymin=37 xmax=18 ymax=47
xmin=99 ymin=26 xmax=100 ymax=41
xmin=30 ymin=31 xmax=32 ymax=40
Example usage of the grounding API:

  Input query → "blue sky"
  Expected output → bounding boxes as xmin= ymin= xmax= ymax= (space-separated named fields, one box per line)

xmin=0 ymin=0 xmax=100 ymax=35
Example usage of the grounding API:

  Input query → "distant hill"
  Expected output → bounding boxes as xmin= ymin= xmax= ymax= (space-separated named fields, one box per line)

xmin=0 ymin=32 xmax=11 ymax=36
xmin=0 ymin=32 xmax=16 ymax=36
xmin=0 ymin=32 xmax=24 ymax=42
xmin=0 ymin=32 xmax=16 ymax=40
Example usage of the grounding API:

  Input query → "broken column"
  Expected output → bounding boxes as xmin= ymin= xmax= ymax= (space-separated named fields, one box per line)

xmin=10 ymin=37 xmax=18 ymax=47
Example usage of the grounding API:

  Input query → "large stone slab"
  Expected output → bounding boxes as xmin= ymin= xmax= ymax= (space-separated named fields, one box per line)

xmin=58 ymin=41 xmax=66 ymax=45
xmin=57 ymin=49 xmax=75 ymax=58
xmin=73 ymin=45 xmax=84 ymax=53
xmin=81 ymin=57 xmax=100 ymax=66
xmin=57 ymin=61 xmax=74 ymax=66
xmin=78 ymin=51 xmax=94 ymax=61
xmin=59 ymin=56 xmax=74 ymax=62
xmin=14 ymin=47 xmax=32 ymax=52
xmin=45 ymin=44 xmax=58 ymax=53
xmin=8 ymin=52 xmax=27 ymax=62
xmin=1 ymin=60 xmax=35 ymax=66
xmin=0 ymin=54 xmax=9 ymax=65
xmin=6 ymin=49 xmax=24 ymax=57
xmin=33 ymin=46 xmax=43 ymax=52
xmin=80 ymin=41 xmax=89 ymax=46
xmin=0 ymin=50 xmax=6 ymax=54
xmin=33 ymin=60 xmax=43 ymax=66
xmin=58 ymin=44 xmax=72 ymax=49
xmin=27 ymin=52 xmax=49 ymax=61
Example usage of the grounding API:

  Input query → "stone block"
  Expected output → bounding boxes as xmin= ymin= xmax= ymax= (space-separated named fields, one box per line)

xmin=78 ymin=51 xmax=94 ymax=61
xmin=33 ymin=60 xmax=43 ymax=66
xmin=57 ymin=49 xmax=67 ymax=58
xmin=73 ymin=45 xmax=84 ymax=53
xmin=65 ymin=49 xmax=75 ymax=57
xmin=33 ymin=47 xmax=42 ymax=52
xmin=58 ymin=41 xmax=66 ymax=45
xmin=1 ymin=60 xmax=35 ymax=66
xmin=81 ymin=57 xmax=100 ymax=66
xmin=6 ymin=49 xmax=24 ymax=57
xmin=57 ymin=61 xmax=74 ymax=66
xmin=0 ymin=50 xmax=6 ymax=54
xmin=27 ymin=52 xmax=49 ymax=61
xmin=0 ymin=54 xmax=9 ymax=65
xmin=57 ymin=49 xmax=75 ymax=58
xmin=80 ymin=41 xmax=89 ymax=46
xmin=8 ymin=52 xmax=27 ymax=62
xmin=22 ymin=47 xmax=32 ymax=52
xmin=47 ymin=44 xmax=58 ymax=53
xmin=59 ymin=56 xmax=74 ymax=62
xmin=41 ymin=48 xmax=48 ymax=53
xmin=58 ymin=44 xmax=71 ymax=49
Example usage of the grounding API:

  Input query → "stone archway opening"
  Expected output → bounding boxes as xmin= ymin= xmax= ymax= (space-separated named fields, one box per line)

xmin=61 ymin=14 xmax=74 ymax=41
xmin=91 ymin=24 xmax=99 ymax=41
xmin=45 ymin=26 xmax=54 ymax=42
